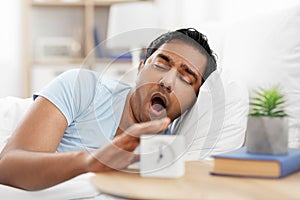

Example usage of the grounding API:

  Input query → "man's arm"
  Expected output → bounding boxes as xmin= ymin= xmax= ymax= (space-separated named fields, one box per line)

xmin=0 ymin=96 xmax=85 ymax=190
xmin=0 ymin=96 xmax=170 ymax=191
xmin=0 ymin=149 xmax=88 ymax=191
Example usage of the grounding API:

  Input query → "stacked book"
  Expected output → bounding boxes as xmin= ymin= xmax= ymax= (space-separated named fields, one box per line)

xmin=211 ymin=147 xmax=300 ymax=178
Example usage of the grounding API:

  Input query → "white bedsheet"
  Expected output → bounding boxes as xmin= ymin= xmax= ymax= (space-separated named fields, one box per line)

xmin=0 ymin=173 xmax=125 ymax=200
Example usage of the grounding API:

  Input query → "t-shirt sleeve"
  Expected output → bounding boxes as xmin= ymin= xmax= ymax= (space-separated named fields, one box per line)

xmin=33 ymin=69 xmax=98 ymax=125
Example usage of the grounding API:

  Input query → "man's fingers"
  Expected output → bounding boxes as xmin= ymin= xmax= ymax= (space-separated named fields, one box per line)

xmin=125 ymin=117 xmax=171 ymax=138
xmin=132 ymin=153 xmax=140 ymax=163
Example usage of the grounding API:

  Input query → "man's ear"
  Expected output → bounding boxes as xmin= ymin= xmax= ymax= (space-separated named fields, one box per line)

xmin=138 ymin=60 xmax=145 ymax=73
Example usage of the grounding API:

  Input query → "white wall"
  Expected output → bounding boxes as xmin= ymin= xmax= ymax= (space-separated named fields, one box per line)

xmin=0 ymin=0 xmax=22 ymax=98
xmin=179 ymin=0 xmax=300 ymax=26
xmin=160 ymin=0 xmax=300 ymax=67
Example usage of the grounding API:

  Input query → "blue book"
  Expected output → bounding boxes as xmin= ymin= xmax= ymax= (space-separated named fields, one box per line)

xmin=211 ymin=147 xmax=300 ymax=178
xmin=93 ymin=26 xmax=103 ymax=58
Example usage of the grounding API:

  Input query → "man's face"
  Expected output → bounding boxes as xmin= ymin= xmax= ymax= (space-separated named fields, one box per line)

xmin=130 ymin=40 xmax=207 ymax=123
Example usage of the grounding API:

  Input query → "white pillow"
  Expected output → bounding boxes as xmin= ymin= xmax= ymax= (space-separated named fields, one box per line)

xmin=220 ymin=4 xmax=300 ymax=148
xmin=0 ymin=97 xmax=32 ymax=151
xmin=171 ymin=69 xmax=249 ymax=160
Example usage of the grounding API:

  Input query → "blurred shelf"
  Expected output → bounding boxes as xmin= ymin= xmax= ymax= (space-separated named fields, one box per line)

xmin=32 ymin=57 xmax=132 ymax=66
xmin=31 ymin=0 xmax=85 ymax=7
xmin=23 ymin=0 xmax=150 ymax=97
xmin=95 ymin=58 xmax=132 ymax=64
xmin=32 ymin=58 xmax=85 ymax=65
xmin=31 ymin=0 xmax=151 ymax=7
xmin=94 ymin=0 xmax=153 ymax=6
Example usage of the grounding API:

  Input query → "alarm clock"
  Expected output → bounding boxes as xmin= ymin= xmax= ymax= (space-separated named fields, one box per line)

xmin=140 ymin=135 xmax=185 ymax=178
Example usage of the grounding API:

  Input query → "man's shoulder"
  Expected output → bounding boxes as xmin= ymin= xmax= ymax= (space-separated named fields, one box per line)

xmin=97 ymin=75 xmax=132 ymax=94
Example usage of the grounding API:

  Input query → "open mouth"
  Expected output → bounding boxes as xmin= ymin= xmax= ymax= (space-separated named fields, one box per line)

xmin=150 ymin=94 xmax=167 ymax=114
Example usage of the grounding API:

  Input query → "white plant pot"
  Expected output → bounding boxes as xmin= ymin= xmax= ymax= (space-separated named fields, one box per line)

xmin=246 ymin=116 xmax=288 ymax=155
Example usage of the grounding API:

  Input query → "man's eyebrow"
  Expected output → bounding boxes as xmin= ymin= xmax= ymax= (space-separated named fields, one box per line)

xmin=181 ymin=64 xmax=198 ymax=81
xmin=157 ymin=53 xmax=173 ymax=64
xmin=157 ymin=53 xmax=199 ymax=81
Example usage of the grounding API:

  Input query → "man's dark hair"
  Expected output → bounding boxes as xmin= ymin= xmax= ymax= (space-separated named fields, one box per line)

xmin=144 ymin=28 xmax=217 ymax=82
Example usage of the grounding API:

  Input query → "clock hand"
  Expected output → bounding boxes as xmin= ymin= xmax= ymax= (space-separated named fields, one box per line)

xmin=157 ymin=144 xmax=164 ymax=163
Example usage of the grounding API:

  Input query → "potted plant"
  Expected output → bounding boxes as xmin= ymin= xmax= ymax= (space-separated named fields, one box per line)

xmin=246 ymin=86 xmax=288 ymax=155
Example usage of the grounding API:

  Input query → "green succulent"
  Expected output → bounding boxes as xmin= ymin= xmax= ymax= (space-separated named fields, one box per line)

xmin=250 ymin=86 xmax=287 ymax=117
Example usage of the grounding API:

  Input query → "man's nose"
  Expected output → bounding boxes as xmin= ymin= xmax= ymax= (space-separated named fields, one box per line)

xmin=159 ymin=69 xmax=177 ymax=93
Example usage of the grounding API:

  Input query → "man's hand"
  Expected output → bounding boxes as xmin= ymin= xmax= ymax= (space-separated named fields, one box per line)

xmin=86 ymin=117 xmax=171 ymax=172
xmin=0 ymin=97 xmax=169 ymax=191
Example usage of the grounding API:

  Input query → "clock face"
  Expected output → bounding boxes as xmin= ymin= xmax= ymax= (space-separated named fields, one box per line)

xmin=141 ymin=140 xmax=177 ymax=172
xmin=154 ymin=142 xmax=176 ymax=169
xmin=140 ymin=135 xmax=185 ymax=178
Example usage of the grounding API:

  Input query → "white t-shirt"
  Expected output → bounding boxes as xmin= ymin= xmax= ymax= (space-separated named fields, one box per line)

xmin=34 ymin=69 xmax=131 ymax=152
